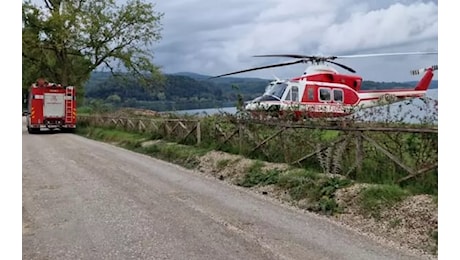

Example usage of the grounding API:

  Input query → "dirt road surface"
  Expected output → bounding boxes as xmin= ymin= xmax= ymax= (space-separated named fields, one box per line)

xmin=22 ymin=121 xmax=429 ymax=260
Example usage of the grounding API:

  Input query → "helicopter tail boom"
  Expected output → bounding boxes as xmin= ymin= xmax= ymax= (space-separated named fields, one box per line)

xmin=414 ymin=65 xmax=437 ymax=91
xmin=357 ymin=65 xmax=437 ymax=108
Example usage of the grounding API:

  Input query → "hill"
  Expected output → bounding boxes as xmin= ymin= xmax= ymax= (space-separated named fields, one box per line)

xmin=173 ymin=72 xmax=438 ymax=90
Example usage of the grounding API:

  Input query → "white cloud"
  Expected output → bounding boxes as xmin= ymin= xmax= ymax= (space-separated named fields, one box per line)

xmin=153 ymin=0 xmax=438 ymax=82
xmin=319 ymin=2 xmax=438 ymax=53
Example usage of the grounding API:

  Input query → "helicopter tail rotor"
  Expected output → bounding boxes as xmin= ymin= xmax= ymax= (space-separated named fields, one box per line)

xmin=410 ymin=65 xmax=438 ymax=75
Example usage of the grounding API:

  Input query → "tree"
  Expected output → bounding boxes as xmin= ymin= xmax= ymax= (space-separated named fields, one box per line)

xmin=22 ymin=0 xmax=164 ymax=104
xmin=106 ymin=94 xmax=122 ymax=104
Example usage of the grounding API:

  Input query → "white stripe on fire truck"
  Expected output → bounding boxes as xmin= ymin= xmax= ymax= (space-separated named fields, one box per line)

xmin=64 ymin=96 xmax=73 ymax=100
xmin=33 ymin=95 xmax=44 ymax=99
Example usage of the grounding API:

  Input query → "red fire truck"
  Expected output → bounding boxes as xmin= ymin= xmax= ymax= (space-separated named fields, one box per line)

xmin=26 ymin=78 xmax=77 ymax=133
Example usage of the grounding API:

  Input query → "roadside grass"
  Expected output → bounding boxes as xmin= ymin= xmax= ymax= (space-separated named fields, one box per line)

xmin=77 ymin=126 xmax=149 ymax=149
xmin=236 ymin=166 xmax=351 ymax=215
xmin=216 ymin=158 xmax=232 ymax=171
xmin=77 ymin=125 xmax=210 ymax=169
xmin=358 ymin=184 xmax=410 ymax=218
xmin=430 ymin=229 xmax=438 ymax=255
xmin=236 ymin=161 xmax=280 ymax=187
xmin=278 ymin=169 xmax=351 ymax=215
xmin=139 ymin=142 xmax=209 ymax=169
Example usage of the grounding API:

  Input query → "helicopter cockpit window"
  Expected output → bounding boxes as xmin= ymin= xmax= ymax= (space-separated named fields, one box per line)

xmin=285 ymin=90 xmax=292 ymax=101
xmin=267 ymin=82 xmax=288 ymax=99
xmin=333 ymin=89 xmax=344 ymax=102
xmin=319 ymin=88 xmax=331 ymax=101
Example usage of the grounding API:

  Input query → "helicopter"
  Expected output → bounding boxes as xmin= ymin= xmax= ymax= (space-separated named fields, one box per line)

xmin=210 ymin=52 xmax=438 ymax=119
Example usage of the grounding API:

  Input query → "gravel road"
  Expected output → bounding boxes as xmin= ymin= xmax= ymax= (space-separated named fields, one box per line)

xmin=22 ymin=120 xmax=429 ymax=260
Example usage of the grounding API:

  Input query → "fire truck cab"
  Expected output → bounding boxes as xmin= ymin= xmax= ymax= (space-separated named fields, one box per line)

xmin=26 ymin=78 xmax=77 ymax=133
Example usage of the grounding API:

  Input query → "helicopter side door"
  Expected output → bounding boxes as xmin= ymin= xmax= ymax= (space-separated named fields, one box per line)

xmin=316 ymin=87 xmax=346 ymax=114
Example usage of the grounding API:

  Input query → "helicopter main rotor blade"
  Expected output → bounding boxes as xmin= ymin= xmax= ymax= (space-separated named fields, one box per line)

xmin=254 ymin=54 xmax=316 ymax=59
xmin=326 ymin=60 xmax=356 ymax=73
xmin=255 ymin=51 xmax=437 ymax=60
xmin=209 ymin=60 xmax=306 ymax=79
xmin=336 ymin=51 xmax=438 ymax=59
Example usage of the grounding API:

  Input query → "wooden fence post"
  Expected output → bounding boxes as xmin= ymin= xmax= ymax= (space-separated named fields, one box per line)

xmin=355 ymin=131 xmax=364 ymax=175
xmin=238 ymin=122 xmax=243 ymax=154
xmin=196 ymin=121 xmax=201 ymax=145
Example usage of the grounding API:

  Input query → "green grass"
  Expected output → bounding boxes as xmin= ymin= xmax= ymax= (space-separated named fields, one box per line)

xmin=278 ymin=168 xmax=319 ymax=189
xmin=359 ymin=184 xmax=410 ymax=218
xmin=216 ymin=159 xmax=232 ymax=171
xmin=278 ymin=169 xmax=319 ymax=200
xmin=140 ymin=142 xmax=210 ymax=169
xmin=77 ymin=106 xmax=93 ymax=115
xmin=320 ymin=130 xmax=340 ymax=141
xmin=237 ymin=161 xmax=280 ymax=187
xmin=401 ymin=169 xmax=438 ymax=195
xmin=276 ymin=168 xmax=351 ymax=215
xmin=77 ymin=125 xmax=210 ymax=169
xmin=77 ymin=126 xmax=149 ymax=149
xmin=430 ymin=229 xmax=438 ymax=254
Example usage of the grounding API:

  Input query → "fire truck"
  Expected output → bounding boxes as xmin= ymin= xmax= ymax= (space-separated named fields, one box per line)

xmin=26 ymin=78 xmax=77 ymax=133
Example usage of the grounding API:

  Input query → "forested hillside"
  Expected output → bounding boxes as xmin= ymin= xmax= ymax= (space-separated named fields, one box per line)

xmin=84 ymin=71 xmax=269 ymax=111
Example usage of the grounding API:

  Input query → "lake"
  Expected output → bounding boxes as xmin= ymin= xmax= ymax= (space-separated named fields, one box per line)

xmin=175 ymin=89 xmax=438 ymax=124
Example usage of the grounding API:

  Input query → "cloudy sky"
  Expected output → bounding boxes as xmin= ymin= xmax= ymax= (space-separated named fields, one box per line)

xmin=152 ymin=0 xmax=438 ymax=82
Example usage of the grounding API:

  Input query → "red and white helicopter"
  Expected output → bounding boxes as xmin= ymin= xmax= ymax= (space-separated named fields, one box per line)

xmin=211 ymin=52 xmax=438 ymax=119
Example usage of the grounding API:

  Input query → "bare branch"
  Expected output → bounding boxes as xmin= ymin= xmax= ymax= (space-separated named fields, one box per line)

xmin=77 ymin=0 xmax=85 ymax=10
xmin=103 ymin=60 xmax=115 ymax=75
xmin=44 ymin=0 xmax=54 ymax=11
xmin=92 ymin=38 xmax=134 ymax=70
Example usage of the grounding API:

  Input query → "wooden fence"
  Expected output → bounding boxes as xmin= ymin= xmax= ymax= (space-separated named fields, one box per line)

xmin=80 ymin=115 xmax=202 ymax=144
xmin=78 ymin=115 xmax=438 ymax=183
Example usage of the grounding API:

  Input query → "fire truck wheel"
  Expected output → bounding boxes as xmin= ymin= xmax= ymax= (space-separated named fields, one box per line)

xmin=61 ymin=128 xmax=76 ymax=133
xmin=27 ymin=127 xmax=39 ymax=134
